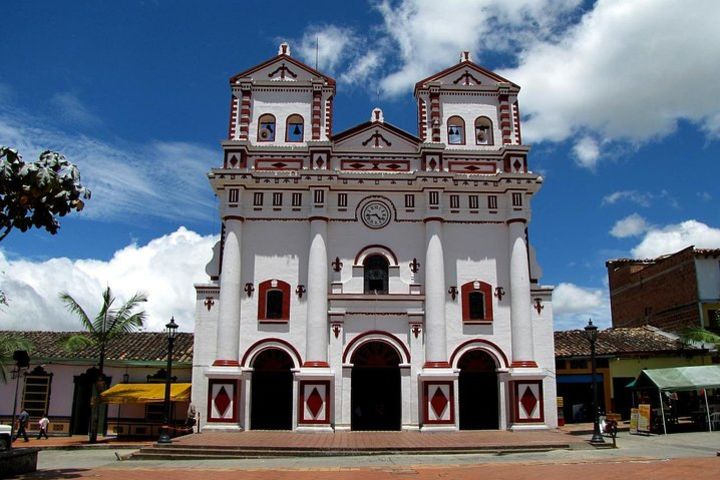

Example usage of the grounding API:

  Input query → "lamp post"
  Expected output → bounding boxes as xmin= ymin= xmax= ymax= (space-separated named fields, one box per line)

xmin=158 ymin=317 xmax=178 ymax=444
xmin=583 ymin=319 xmax=605 ymax=444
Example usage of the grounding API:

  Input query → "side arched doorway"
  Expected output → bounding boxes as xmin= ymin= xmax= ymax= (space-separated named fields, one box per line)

xmin=351 ymin=341 xmax=401 ymax=430
xmin=458 ymin=349 xmax=499 ymax=429
xmin=251 ymin=348 xmax=293 ymax=430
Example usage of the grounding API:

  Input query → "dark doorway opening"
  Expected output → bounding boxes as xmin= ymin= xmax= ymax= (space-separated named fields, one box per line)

xmin=251 ymin=349 xmax=293 ymax=430
xmin=351 ymin=341 xmax=401 ymax=430
xmin=363 ymin=255 xmax=389 ymax=294
xmin=71 ymin=368 xmax=109 ymax=435
xmin=458 ymin=350 xmax=499 ymax=430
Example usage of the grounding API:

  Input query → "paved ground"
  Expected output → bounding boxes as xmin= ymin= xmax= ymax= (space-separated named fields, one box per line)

xmin=7 ymin=431 xmax=720 ymax=479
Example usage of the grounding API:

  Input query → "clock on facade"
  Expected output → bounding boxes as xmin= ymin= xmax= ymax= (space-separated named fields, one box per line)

xmin=361 ymin=200 xmax=391 ymax=229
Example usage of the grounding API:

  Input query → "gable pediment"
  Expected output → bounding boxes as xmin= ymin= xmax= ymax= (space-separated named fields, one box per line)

xmin=332 ymin=122 xmax=420 ymax=153
xmin=230 ymin=50 xmax=335 ymax=87
xmin=415 ymin=61 xmax=519 ymax=92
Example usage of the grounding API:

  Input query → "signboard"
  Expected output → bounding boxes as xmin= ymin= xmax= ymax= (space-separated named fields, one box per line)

xmin=629 ymin=408 xmax=638 ymax=434
xmin=637 ymin=404 xmax=651 ymax=434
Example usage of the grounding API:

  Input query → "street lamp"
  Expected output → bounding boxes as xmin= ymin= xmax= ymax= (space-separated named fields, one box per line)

xmin=583 ymin=319 xmax=605 ymax=444
xmin=158 ymin=317 xmax=178 ymax=444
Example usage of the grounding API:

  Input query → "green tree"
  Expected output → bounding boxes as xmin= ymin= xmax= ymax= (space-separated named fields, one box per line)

xmin=0 ymin=146 xmax=91 ymax=242
xmin=60 ymin=287 xmax=147 ymax=443
xmin=0 ymin=334 xmax=31 ymax=384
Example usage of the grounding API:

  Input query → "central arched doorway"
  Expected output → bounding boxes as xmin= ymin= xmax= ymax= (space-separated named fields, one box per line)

xmin=251 ymin=348 xmax=293 ymax=429
xmin=351 ymin=341 xmax=401 ymax=430
xmin=458 ymin=349 xmax=499 ymax=429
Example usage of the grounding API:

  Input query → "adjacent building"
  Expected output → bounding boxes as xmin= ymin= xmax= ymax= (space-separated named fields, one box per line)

xmin=607 ymin=247 xmax=720 ymax=333
xmin=192 ymin=43 xmax=556 ymax=432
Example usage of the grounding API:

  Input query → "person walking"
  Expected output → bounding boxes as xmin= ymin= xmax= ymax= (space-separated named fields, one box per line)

xmin=13 ymin=409 xmax=29 ymax=442
xmin=37 ymin=415 xmax=50 ymax=440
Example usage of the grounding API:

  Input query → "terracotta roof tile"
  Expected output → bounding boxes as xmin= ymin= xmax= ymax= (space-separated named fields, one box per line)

xmin=554 ymin=326 xmax=703 ymax=358
xmin=0 ymin=331 xmax=194 ymax=364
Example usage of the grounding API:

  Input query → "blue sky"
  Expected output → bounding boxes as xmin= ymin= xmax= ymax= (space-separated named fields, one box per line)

xmin=1 ymin=0 xmax=719 ymax=332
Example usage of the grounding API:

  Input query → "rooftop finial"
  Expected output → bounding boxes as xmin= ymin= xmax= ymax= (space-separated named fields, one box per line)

xmin=460 ymin=50 xmax=472 ymax=63
xmin=279 ymin=42 xmax=291 ymax=56
xmin=371 ymin=107 xmax=384 ymax=123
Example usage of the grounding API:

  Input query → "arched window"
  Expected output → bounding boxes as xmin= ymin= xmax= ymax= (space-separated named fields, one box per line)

xmin=447 ymin=116 xmax=465 ymax=145
xmin=364 ymin=254 xmax=389 ymax=294
xmin=257 ymin=114 xmax=276 ymax=142
xmin=286 ymin=114 xmax=304 ymax=142
xmin=474 ymin=116 xmax=493 ymax=145
xmin=258 ymin=279 xmax=290 ymax=321
xmin=461 ymin=281 xmax=493 ymax=322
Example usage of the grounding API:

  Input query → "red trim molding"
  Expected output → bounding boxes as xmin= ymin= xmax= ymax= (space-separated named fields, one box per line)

xmin=241 ymin=338 xmax=303 ymax=368
xmin=423 ymin=361 xmax=451 ymax=368
xmin=257 ymin=279 xmax=291 ymax=321
xmin=510 ymin=360 xmax=539 ymax=368
xmin=450 ymin=339 xmax=509 ymax=368
xmin=207 ymin=379 xmax=239 ymax=423
xmin=302 ymin=361 xmax=330 ymax=368
xmin=222 ymin=215 xmax=245 ymax=222
xmin=423 ymin=217 xmax=445 ymax=223
xmin=506 ymin=218 xmax=527 ymax=225
xmin=461 ymin=281 xmax=494 ymax=323
xmin=342 ymin=330 xmax=410 ymax=364
xmin=354 ymin=244 xmax=399 ymax=266
xmin=511 ymin=380 xmax=544 ymax=424
xmin=212 ymin=359 xmax=240 ymax=367
xmin=423 ymin=381 xmax=455 ymax=425
xmin=297 ymin=380 xmax=331 ymax=424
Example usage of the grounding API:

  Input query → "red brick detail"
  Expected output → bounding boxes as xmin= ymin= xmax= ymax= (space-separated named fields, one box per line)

xmin=312 ymin=91 xmax=322 ymax=140
xmin=430 ymin=92 xmax=440 ymax=142
xmin=239 ymin=90 xmax=251 ymax=140
xmin=461 ymin=281 xmax=494 ymax=323
xmin=325 ymin=96 xmax=333 ymax=137
xmin=207 ymin=379 xmax=239 ymax=423
xmin=212 ymin=359 xmax=240 ymax=367
xmin=607 ymin=247 xmax=702 ymax=333
xmin=241 ymin=338 xmax=303 ymax=368
xmin=449 ymin=339 xmax=510 ymax=368
xmin=513 ymin=100 xmax=522 ymax=145
xmin=257 ymin=279 xmax=291 ymax=321
xmin=228 ymin=95 xmax=239 ymax=140
xmin=418 ymin=99 xmax=427 ymax=141
xmin=511 ymin=380 xmax=544 ymax=424
xmin=499 ymin=95 xmax=512 ymax=145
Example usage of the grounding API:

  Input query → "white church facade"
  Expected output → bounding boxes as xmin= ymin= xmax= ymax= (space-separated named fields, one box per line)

xmin=192 ymin=44 xmax=557 ymax=432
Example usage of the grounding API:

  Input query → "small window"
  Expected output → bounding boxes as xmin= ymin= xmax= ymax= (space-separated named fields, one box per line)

xmin=257 ymin=114 xmax=276 ymax=142
xmin=266 ymin=290 xmax=284 ymax=319
xmin=253 ymin=192 xmax=264 ymax=206
xmin=461 ymin=281 xmax=493 ymax=322
xmin=364 ymin=254 xmax=389 ymax=294
xmin=405 ymin=194 xmax=415 ymax=208
xmin=569 ymin=359 xmax=587 ymax=369
xmin=488 ymin=195 xmax=498 ymax=209
xmin=286 ymin=114 xmax=304 ymax=142
xmin=512 ymin=192 xmax=522 ymax=207
xmin=22 ymin=367 xmax=52 ymax=419
xmin=338 ymin=193 xmax=347 ymax=207
xmin=450 ymin=195 xmax=459 ymax=209
xmin=474 ymin=116 xmax=494 ymax=145
xmin=555 ymin=359 xmax=566 ymax=371
xmin=469 ymin=195 xmax=479 ymax=209
xmin=428 ymin=191 xmax=439 ymax=206
xmin=468 ymin=292 xmax=484 ymax=319
xmin=292 ymin=192 xmax=302 ymax=207
xmin=229 ymin=188 xmax=239 ymax=203
xmin=314 ymin=189 xmax=325 ymax=205
xmin=273 ymin=192 xmax=283 ymax=206
xmin=447 ymin=116 xmax=465 ymax=145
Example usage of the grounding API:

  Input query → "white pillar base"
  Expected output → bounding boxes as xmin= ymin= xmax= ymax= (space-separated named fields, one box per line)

xmin=509 ymin=423 xmax=549 ymax=431
xmin=420 ymin=424 xmax=457 ymax=432
xmin=201 ymin=424 xmax=244 ymax=433
xmin=296 ymin=424 xmax=334 ymax=433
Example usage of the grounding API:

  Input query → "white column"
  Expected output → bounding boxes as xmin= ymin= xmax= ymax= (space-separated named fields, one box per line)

xmin=508 ymin=220 xmax=535 ymax=367
xmin=215 ymin=217 xmax=242 ymax=365
xmin=305 ymin=218 xmax=329 ymax=366
xmin=424 ymin=219 xmax=448 ymax=367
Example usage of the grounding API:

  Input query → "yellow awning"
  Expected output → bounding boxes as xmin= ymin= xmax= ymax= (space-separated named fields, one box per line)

xmin=100 ymin=383 xmax=191 ymax=404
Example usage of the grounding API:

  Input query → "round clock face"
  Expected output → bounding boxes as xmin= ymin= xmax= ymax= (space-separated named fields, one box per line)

xmin=361 ymin=201 xmax=391 ymax=229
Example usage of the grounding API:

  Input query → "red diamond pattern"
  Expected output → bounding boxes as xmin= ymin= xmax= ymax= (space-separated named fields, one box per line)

xmin=520 ymin=386 xmax=538 ymax=417
xmin=271 ymin=162 xmax=288 ymax=169
xmin=465 ymin=165 xmax=479 ymax=171
xmin=387 ymin=163 xmax=401 ymax=170
xmin=513 ymin=159 xmax=523 ymax=171
xmin=214 ymin=386 xmax=231 ymax=418
xmin=349 ymin=162 xmax=365 ymax=169
xmin=430 ymin=386 xmax=448 ymax=418
xmin=306 ymin=387 xmax=324 ymax=418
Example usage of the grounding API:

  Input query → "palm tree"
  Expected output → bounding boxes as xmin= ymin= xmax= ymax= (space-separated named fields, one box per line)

xmin=680 ymin=326 xmax=720 ymax=348
xmin=0 ymin=334 xmax=31 ymax=383
xmin=60 ymin=286 xmax=147 ymax=443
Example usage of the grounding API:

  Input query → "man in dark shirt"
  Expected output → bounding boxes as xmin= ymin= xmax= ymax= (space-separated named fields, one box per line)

xmin=13 ymin=409 xmax=30 ymax=442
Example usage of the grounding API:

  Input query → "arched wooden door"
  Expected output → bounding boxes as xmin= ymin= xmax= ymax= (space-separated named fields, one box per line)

xmin=351 ymin=341 xmax=401 ymax=430
xmin=458 ymin=349 xmax=499 ymax=429
xmin=251 ymin=348 xmax=293 ymax=429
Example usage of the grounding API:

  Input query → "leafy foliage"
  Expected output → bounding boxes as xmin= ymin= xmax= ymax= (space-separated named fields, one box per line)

xmin=680 ymin=326 xmax=720 ymax=347
xmin=0 ymin=146 xmax=91 ymax=242
xmin=0 ymin=334 xmax=32 ymax=384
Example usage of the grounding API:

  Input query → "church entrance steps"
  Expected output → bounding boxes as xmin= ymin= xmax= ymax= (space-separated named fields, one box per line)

xmin=128 ymin=430 xmax=586 ymax=460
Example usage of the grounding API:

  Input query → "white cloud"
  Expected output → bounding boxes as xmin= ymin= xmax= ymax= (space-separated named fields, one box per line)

xmin=294 ymin=25 xmax=359 ymax=74
xmin=552 ymin=282 xmax=611 ymax=330
xmin=631 ymin=220 xmax=720 ymax=258
xmin=51 ymin=92 xmax=101 ymax=126
xmin=504 ymin=0 xmax=720 ymax=145
xmin=340 ymin=51 xmax=382 ymax=86
xmin=572 ymin=136 xmax=600 ymax=169
xmin=0 ymin=104 xmax=217 ymax=223
xmin=610 ymin=213 xmax=650 ymax=238
xmin=0 ymin=227 xmax=217 ymax=332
